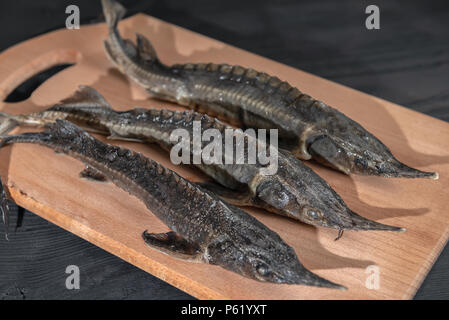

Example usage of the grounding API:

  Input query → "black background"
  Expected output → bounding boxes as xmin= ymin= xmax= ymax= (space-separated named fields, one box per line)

xmin=0 ymin=0 xmax=448 ymax=299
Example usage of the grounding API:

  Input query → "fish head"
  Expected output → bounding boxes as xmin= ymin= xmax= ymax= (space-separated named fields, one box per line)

xmin=254 ymin=151 xmax=405 ymax=232
xmin=207 ymin=229 xmax=345 ymax=289
xmin=307 ymin=129 xmax=438 ymax=179
xmin=254 ymin=173 xmax=345 ymax=229
xmin=240 ymin=244 xmax=344 ymax=288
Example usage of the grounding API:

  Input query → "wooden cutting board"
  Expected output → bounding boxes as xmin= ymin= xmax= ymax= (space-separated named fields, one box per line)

xmin=0 ymin=14 xmax=448 ymax=300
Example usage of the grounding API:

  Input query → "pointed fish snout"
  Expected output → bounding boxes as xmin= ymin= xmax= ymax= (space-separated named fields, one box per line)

xmin=341 ymin=210 xmax=406 ymax=232
xmin=284 ymin=266 xmax=346 ymax=290
xmin=378 ymin=158 xmax=438 ymax=180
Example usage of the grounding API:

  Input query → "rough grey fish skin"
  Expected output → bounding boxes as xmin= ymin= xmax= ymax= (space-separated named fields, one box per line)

xmin=0 ymin=86 xmax=405 ymax=234
xmin=101 ymin=0 xmax=438 ymax=180
xmin=0 ymin=119 xmax=345 ymax=289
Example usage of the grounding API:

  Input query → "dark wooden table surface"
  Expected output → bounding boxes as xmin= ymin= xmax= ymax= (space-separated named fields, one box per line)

xmin=0 ymin=0 xmax=448 ymax=299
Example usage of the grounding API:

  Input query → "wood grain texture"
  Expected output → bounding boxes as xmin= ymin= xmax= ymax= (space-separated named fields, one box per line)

xmin=0 ymin=13 xmax=448 ymax=300
xmin=0 ymin=204 xmax=192 ymax=300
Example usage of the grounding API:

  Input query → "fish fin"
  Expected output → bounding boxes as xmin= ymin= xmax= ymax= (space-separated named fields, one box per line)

xmin=79 ymin=165 xmax=108 ymax=182
xmin=123 ymin=39 xmax=137 ymax=57
xmin=102 ymin=0 xmax=126 ymax=30
xmin=196 ymin=181 xmax=255 ymax=207
xmin=56 ymin=86 xmax=112 ymax=110
xmin=106 ymin=133 xmax=146 ymax=143
xmin=0 ymin=176 xmax=10 ymax=240
xmin=142 ymin=231 xmax=203 ymax=262
xmin=136 ymin=33 xmax=158 ymax=62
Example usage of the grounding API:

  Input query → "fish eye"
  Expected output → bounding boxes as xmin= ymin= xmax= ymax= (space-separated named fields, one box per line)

xmin=256 ymin=264 xmax=271 ymax=277
xmin=307 ymin=209 xmax=321 ymax=220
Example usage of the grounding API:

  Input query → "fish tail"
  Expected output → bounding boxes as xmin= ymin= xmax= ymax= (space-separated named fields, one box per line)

xmin=0 ymin=132 xmax=48 ymax=148
xmin=101 ymin=0 xmax=139 ymax=67
xmin=101 ymin=0 xmax=126 ymax=31
xmin=0 ymin=120 xmax=85 ymax=153
xmin=0 ymin=175 xmax=9 ymax=241
xmin=102 ymin=0 xmax=159 ymax=64
xmin=0 ymin=132 xmax=50 ymax=240
xmin=0 ymin=134 xmax=20 ymax=241
xmin=0 ymin=112 xmax=19 ymax=136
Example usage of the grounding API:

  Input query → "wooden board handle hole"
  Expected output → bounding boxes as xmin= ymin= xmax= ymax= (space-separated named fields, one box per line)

xmin=0 ymin=49 xmax=81 ymax=102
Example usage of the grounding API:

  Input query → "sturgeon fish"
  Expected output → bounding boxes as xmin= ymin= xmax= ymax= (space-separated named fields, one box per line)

xmin=0 ymin=86 xmax=405 ymax=239
xmin=0 ymin=119 xmax=345 ymax=289
xmin=101 ymin=0 xmax=438 ymax=180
